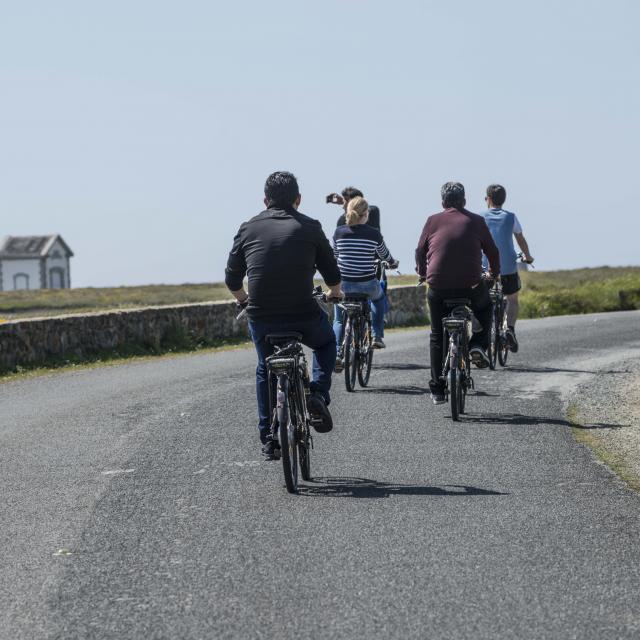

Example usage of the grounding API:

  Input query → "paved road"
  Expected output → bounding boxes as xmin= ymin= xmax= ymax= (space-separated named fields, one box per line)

xmin=1 ymin=311 xmax=640 ymax=639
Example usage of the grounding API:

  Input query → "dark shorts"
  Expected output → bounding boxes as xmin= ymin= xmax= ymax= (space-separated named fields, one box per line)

xmin=501 ymin=273 xmax=522 ymax=295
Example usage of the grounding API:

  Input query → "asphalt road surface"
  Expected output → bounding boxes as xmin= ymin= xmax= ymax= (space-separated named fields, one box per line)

xmin=2 ymin=311 xmax=640 ymax=640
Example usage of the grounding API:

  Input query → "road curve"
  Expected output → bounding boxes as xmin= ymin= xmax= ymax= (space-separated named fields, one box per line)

xmin=1 ymin=311 xmax=640 ymax=639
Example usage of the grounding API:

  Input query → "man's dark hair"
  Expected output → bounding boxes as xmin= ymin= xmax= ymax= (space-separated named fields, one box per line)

xmin=441 ymin=181 xmax=465 ymax=209
xmin=264 ymin=171 xmax=300 ymax=208
xmin=341 ymin=186 xmax=364 ymax=202
xmin=486 ymin=184 xmax=506 ymax=207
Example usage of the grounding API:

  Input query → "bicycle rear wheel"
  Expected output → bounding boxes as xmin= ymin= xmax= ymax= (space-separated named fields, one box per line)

xmin=497 ymin=302 xmax=509 ymax=367
xmin=277 ymin=375 xmax=298 ymax=493
xmin=449 ymin=350 xmax=460 ymax=422
xmin=489 ymin=306 xmax=498 ymax=370
xmin=357 ymin=318 xmax=373 ymax=387
xmin=343 ymin=319 xmax=357 ymax=392
xmin=459 ymin=368 xmax=466 ymax=414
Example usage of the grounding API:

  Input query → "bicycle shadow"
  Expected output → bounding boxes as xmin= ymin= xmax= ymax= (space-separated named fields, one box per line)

xmin=505 ymin=365 xmax=629 ymax=375
xmin=359 ymin=385 xmax=429 ymax=396
xmin=299 ymin=476 xmax=507 ymax=499
xmin=460 ymin=412 xmax=625 ymax=430
xmin=373 ymin=363 xmax=430 ymax=371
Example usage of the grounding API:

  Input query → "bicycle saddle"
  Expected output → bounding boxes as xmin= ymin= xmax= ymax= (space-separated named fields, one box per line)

xmin=444 ymin=298 xmax=471 ymax=308
xmin=265 ymin=332 xmax=303 ymax=345
xmin=343 ymin=293 xmax=370 ymax=301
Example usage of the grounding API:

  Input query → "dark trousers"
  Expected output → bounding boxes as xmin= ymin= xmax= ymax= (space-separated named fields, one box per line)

xmin=427 ymin=283 xmax=491 ymax=392
xmin=248 ymin=312 xmax=336 ymax=444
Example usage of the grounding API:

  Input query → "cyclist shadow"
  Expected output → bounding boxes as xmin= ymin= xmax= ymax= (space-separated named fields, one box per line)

xmin=299 ymin=476 xmax=507 ymax=499
xmin=506 ymin=365 xmax=629 ymax=375
xmin=461 ymin=412 xmax=625 ymax=430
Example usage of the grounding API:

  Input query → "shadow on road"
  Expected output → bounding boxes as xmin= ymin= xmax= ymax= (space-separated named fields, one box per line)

xmin=299 ymin=477 xmax=507 ymax=499
xmin=373 ymin=363 xmax=429 ymax=371
xmin=506 ymin=365 xmax=629 ymax=375
xmin=461 ymin=412 xmax=625 ymax=430
xmin=359 ymin=385 xmax=428 ymax=396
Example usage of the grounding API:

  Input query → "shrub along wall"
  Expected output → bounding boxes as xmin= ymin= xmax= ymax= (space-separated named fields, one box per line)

xmin=0 ymin=285 xmax=427 ymax=373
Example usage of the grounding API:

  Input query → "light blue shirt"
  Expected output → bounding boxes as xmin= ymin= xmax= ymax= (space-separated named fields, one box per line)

xmin=481 ymin=209 xmax=522 ymax=275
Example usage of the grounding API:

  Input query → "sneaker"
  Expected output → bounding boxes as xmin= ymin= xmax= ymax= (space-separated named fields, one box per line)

xmin=506 ymin=327 xmax=519 ymax=353
xmin=307 ymin=393 xmax=333 ymax=433
xmin=372 ymin=337 xmax=386 ymax=349
xmin=334 ymin=357 xmax=344 ymax=373
xmin=261 ymin=437 xmax=281 ymax=460
xmin=431 ymin=391 xmax=446 ymax=405
xmin=469 ymin=346 xmax=490 ymax=369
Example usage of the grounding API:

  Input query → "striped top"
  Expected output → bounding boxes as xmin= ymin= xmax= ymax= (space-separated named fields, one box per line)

xmin=333 ymin=223 xmax=393 ymax=282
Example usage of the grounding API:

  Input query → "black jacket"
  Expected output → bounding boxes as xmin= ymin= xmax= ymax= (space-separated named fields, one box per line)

xmin=337 ymin=205 xmax=381 ymax=230
xmin=225 ymin=207 xmax=341 ymax=320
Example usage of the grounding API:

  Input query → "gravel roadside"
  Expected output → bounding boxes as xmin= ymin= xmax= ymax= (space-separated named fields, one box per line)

xmin=570 ymin=357 xmax=640 ymax=491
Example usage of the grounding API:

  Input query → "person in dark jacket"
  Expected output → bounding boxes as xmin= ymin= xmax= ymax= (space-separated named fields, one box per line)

xmin=415 ymin=182 xmax=500 ymax=405
xmin=225 ymin=171 xmax=342 ymax=459
xmin=326 ymin=186 xmax=382 ymax=231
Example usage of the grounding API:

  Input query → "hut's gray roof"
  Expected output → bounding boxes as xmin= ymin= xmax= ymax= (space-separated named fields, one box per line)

xmin=0 ymin=235 xmax=74 ymax=259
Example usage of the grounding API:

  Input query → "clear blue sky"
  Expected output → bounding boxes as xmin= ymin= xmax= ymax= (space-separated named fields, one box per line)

xmin=1 ymin=0 xmax=638 ymax=287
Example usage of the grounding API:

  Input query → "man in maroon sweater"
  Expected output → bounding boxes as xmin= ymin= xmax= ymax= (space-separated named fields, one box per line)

xmin=415 ymin=182 xmax=501 ymax=404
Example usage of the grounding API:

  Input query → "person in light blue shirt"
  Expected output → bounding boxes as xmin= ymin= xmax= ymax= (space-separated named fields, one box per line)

xmin=482 ymin=184 xmax=534 ymax=352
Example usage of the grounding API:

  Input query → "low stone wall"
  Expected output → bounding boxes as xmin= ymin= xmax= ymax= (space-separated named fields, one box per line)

xmin=0 ymin=285 xmax=427 ymax=372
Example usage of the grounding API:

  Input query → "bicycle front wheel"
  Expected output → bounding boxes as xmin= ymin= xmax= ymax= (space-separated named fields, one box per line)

xmin=277 ymin=375 xmax=298 ymax=493
xmin=357 ymin=318 xmax=373 ymax=387
xmin=343 ymin=319 xmax=357 ymax=392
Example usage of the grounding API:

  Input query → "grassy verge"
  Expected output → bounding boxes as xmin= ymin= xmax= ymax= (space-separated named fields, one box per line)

xmin=567 ymin=402 xmax=640 ymax=493
xmin=1 ymin=267 xmax=639 ymax=322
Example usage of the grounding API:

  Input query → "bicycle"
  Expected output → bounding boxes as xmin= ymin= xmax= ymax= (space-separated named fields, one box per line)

xmin=488 ymin=253 xmax=534 ymax=368
xmin=236 ymin=292 xmax=328 ymax=494
xmin=337 ymin=294 xmax=374 ymax=392
xmin=440 ymin=298 xmax=475 ymax=421
xmin=486 ymin=275 xmax=507 ymax=369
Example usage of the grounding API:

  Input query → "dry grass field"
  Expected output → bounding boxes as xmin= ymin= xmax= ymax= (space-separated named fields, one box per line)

xmin=1 ymin=266 xmax=639 ymax=322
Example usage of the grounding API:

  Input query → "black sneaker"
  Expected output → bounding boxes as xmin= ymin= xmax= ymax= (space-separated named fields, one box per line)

xmin=507 ymin=327 xmax=519 ymax=353
xmin=307 ymin=393 xmax=333 ymax=433
xmin=334 ymin=357 xmax=344 ymax=373
xmin=431 ymin=391 xmax=446 ymax=405
xmin=469 ymin=346 xmax=490 ymax=369
xmin=372 ymin=337 xmax=386 ymax=349
xmin=261 ymin=437 xmax=281 ymax=460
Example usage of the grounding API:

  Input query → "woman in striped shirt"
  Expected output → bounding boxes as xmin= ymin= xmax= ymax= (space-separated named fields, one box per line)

xmin=333 ymin=197 xmax=398 ymax=364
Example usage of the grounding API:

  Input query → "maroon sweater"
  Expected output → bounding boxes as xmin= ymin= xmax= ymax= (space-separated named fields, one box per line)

xmin=415 ymin=208 xmax=500 ymax=289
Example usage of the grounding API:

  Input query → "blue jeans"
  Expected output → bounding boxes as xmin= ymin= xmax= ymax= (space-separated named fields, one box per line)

xmin=333 ymin=279 xmax=385 ymax=348
xmin=248 ymin=312 xmax=336 ymax=444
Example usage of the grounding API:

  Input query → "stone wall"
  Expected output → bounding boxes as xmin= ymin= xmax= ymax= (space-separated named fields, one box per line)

xmin=0 ymin=285 xmax=427 ymax=372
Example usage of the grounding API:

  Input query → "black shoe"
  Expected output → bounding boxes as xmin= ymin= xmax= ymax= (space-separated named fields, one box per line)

xmin=261 ymin=437 xmax=281 ymax=460
xmin=431 ymin=391 xmax=446 ymax=405
xmin=372 ymin=337 xmax=386 ymax=349
xmin=307 ymin=393 xmax=333 ymax=433
xmin=507 ymin=327 xmax=519 ymax=353
xmin=469 ymin=346 xmax=490 ymax=369
xmin=334 ymin=357 xmax=344 ymax=373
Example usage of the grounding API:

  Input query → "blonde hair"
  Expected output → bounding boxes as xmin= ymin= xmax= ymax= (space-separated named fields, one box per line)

xmin=345 ymin=196 xmax=369 ymax=226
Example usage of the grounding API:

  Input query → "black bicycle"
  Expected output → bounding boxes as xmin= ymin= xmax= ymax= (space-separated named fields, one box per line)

xmin=264 ymin=333 xmax=315 ymax=493
xmin=487 ymin=276 xmax=507 ymax=369
xmin=440 ymin=298 xmax=475 ymax=421
xmin=338 ymin=294 xmax=374 ymax=392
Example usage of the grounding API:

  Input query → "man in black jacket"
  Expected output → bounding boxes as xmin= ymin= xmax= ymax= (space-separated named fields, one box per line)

xmin=226 ymin=171 xmax=342 ymax=459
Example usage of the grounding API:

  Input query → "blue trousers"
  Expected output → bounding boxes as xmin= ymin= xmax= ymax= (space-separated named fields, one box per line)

xmin=333 ymin=279 xmax=385 ymax=348
xmin=248 ymin=312 xmax=336 ymax=444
